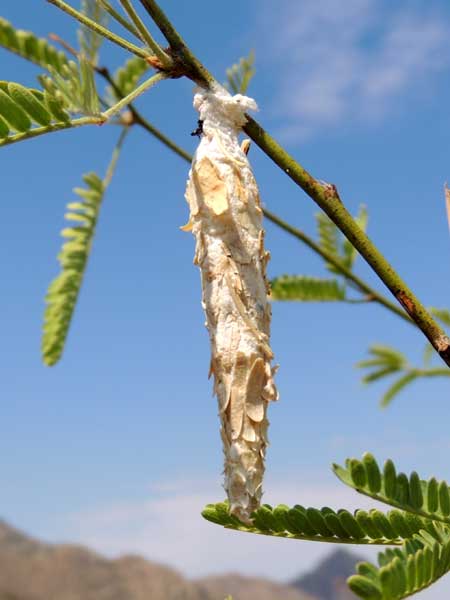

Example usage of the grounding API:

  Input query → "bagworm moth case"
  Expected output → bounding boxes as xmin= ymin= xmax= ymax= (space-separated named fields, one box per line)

xmin=184 ymin=88 xmax=278 ymax=523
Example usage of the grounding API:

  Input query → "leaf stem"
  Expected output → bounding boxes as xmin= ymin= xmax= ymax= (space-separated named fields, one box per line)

xmin=418 ymin=367 xmax=450 ymax=378
xmin=224 ymin=525 xmax=402 ymax=546
xmin=104 ymin=126 xmax=129 ymax=187
xmin=0 ymin=116 xmax=103 ymax=148
xmin=118 ymin=0 xmax=171 ymax=66
xmin=46 ymin=0 xmax=150 ymax=59
xmin=101 ymin=71 xmax=166 ymax=120
xmin=96 ymin=66 xmax=191 ymax=162
xmin=97 ymin=0 xmax=142 ymax=40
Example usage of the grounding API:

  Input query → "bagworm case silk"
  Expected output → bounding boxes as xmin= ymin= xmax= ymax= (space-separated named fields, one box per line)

xmin=184 ymin=89 xmax=278 ymax=523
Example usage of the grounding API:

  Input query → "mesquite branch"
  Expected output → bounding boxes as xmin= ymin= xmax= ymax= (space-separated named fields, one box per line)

xmin=135 ymin=0 xmax=450 ymax=365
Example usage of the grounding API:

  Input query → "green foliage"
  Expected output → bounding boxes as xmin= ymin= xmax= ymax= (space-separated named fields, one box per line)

xmin=42 ymin=171 xmax=106 ymax=366
xmin=333 ymin=454 xmax=450 ymax=525
xmin=316 ymin=204 xmax=368 ymax=274
xmin=270 ymin=275 xmax=346 ymax=302
xmin=205 ymin=454 xmax=450 ymax=598
xmin=42 ymin=128 xmax=127 ymax=365
xmin=109 ymin=55 xmax=150 ymax=99
xmin=78 ymin=0 xmax=108 ymax=64
xmin=269 ymin=206 xmax=368 ymax=309
xmin=225 ymin=51 xmax=255 ymax=94
xmin=348 ymin=527 xmax=450 ymax=599
xmin=0 ymin=17 xmax=68 ymax=71
xmin=357 ymin=344 xmax=450 ymax=407
xmin=202 ymin=501 xmax=433 ymax=545
xmin=39 ymin=57 xmax=100 ymax=116
xmin=0 ymin=81 xmax=72 ymax=143
xmin=0 ymin=65 xmax=100 ymax=146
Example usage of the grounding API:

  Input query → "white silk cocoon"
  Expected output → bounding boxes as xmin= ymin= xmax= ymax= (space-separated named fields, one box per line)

xmin=184 ymin=88 xmax=278 ymax=523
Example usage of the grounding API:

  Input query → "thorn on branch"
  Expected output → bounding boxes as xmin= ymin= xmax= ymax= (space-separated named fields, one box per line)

xmin=320 ymin=181 xmax=342 ymax=203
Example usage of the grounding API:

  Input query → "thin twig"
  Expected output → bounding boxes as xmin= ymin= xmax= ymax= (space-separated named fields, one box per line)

xmin=46 ymin=0 xmax=150 ymax=59
xmin=118 ymin=0 xmax=171 ymax=66
xmin=101 ymin=71 xmax=167 ymax=120
xmin=96 ymin=66 xmax=191 ymax=162
xmin=419 ymin=368 xmax=450 ymax=378
xmin=48 ymin=32 xmax=78 ymax=57
xmin=97 ymin=0 xmax=142 ymax=40
xmin=104 ymin=126 xmax=130 ymax=187
xmin=0 ymin=116 xmax=104 ymax=148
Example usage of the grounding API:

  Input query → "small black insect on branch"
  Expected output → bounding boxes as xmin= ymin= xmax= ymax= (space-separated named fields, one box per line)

xmin=191 ymin=119 xmax=204 ymax=138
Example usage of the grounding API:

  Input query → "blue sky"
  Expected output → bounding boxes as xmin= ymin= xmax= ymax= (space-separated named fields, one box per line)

xmin=1 ymin=0 xmax=450 ymax=595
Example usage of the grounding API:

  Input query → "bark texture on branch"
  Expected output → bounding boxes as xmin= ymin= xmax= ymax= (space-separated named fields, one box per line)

xmin=183 ymin=89 xmax=278 ymax=523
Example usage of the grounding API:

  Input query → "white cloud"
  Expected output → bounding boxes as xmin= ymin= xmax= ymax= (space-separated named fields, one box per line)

xmin=258 ymin=0 xmax=450 ymax=140
xmin=63 ymin=474 xmax=383 ymax=582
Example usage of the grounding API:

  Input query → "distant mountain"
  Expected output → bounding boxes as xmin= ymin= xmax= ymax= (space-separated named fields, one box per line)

xmin=290 ymin=548 xmax=366 ymax=600
xmin=197 ymin=573 xmax=315 ymax=600
xmin=0 ymin=519 xmax=315 ymax=600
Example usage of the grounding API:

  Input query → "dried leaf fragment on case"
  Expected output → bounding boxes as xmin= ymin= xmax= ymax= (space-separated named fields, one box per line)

xmin=183 ymin=87 xmax=278 ymax=523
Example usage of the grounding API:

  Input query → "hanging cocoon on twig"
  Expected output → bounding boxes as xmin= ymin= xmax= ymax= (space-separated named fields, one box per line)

xmin=183 ymin=88 xmax=278 ymax=523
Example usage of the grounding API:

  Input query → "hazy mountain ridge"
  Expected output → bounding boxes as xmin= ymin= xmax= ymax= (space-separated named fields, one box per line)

xmin=291 ymin=549 xmax=364 ymax=599
xmin=0 ymin=519 xmax=361 ymax=600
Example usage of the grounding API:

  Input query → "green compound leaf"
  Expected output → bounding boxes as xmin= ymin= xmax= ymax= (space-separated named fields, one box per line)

xmin=358 ymin=345 xmax=408 ymax=370
xmin=7 ymin=83 xmax=52 ymax=126
xmin=108 ymin=55 xmax=151 ymax=100
xmin=39 ymin=57 xmax=100 ymax=116
xmin=348 ymin=527 xmax=450 ymax=599
xmin=202 ymin=501 xmax=433 ymax=546
xmin=380 ymin=372 xmax=420 ymax=408
xmin=270 ymin=275 xmax=346 ymax=302
xmin=0 ymin=17 xmax=68 ymax=72
xmin=225 ymin=50 xmax=255 ymax=94
xmin=42 ymin=129 xmax=127 ymax=365
xmin=42 ymin=172 xmax=106 ymax=366
xmin=333 ymin=454 xmax=450 ymax=527
xmin=0 ymin=81 xmax=85 ymax=147
xmin=357 ymin=344 xmax=450 ymax=407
